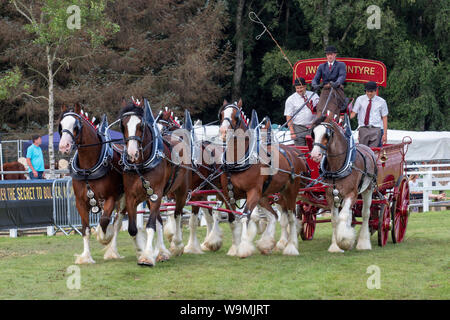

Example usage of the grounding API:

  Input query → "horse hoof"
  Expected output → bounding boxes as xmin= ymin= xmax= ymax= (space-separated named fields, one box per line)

xmin=156 ymin=254 xmax=170 ymax=262
xmin=137 ymin=259 xmax=154 ymax=267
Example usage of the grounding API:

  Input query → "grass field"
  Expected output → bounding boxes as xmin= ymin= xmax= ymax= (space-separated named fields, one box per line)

xmin=0 ymin=210 xmax=448 ymax=300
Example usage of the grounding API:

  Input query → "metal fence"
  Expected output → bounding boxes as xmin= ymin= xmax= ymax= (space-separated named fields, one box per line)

xmin=52 ymin=177 xmax=99 ymax=235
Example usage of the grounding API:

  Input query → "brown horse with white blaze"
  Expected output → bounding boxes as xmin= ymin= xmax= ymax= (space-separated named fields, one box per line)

xmin=310 ymin=114 xmax=377 ymax=252
xmin=120 ymin=99 xmax=192 ymax=266
xmin=219 ymin=99 xmax=309 ymax=257
xmin=58 ymin=103 xmax=125 ymax=264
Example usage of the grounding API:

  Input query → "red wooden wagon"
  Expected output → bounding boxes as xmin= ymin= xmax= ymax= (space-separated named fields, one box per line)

xmin=291 ymin=58 xmax=411 ymax=246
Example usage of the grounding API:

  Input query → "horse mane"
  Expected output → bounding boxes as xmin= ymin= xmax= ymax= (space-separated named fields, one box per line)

xmin=311 ymin=115 xmax=327 ymax=127
xmin=120 ymin=103 xmax=144 ymax=118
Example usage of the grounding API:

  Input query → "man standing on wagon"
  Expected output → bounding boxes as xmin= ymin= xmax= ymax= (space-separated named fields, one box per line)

xmin=350 ymin=81 xmax=388 ymax=147
xmin=284 ymin=77 xmax=320 ymax=146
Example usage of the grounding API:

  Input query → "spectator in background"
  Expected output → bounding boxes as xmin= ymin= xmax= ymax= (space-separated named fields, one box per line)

xmin=409 ymin=174 xmax=445 ymax=201
xmin=26 ymin=135 xmax=45 ymax=179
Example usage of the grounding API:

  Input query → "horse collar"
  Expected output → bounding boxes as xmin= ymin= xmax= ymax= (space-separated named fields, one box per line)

xmin=70 ymin=132 xmax=114 ymax=181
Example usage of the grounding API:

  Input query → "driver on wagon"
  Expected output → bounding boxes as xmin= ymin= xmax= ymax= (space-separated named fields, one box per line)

xmin=311 ymin=45 xmax=346 ymax=91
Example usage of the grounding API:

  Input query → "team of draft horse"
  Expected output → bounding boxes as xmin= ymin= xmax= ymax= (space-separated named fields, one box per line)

xmin=57 ymin=88 xmax=385 ymax=267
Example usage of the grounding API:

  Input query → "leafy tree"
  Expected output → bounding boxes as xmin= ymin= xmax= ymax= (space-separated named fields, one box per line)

xmin=9 ymin=0 xmax=119 ymax=174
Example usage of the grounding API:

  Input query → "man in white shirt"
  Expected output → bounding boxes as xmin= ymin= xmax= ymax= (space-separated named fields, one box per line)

xmin=350 ymin=81 xmax=388 ymax=147
xmin=284 ymin=77 xmax=320 ymax=146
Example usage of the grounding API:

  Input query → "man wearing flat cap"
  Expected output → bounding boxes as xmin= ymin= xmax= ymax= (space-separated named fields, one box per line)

xmin=312 ymin=46 xmax=346 ymax=90
xmin=284 ymin=77 xmax=320 ymax=146
xmin=350 ymin=81 xmax=388 ymax=147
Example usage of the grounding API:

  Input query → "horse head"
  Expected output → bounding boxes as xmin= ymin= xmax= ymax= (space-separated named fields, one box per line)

xmin=158 ymin=107 xmax=181 ymax=133
xmin=310 ymin=114 xmax=336 ymax=163
xmin=315 ymin=86 xmax=347 ymax=121
xmin=119 ymin=99 xmax=147 ymax=163
xmin=58 ymin=103 xmax=88 ymax=154
xmin=218 ymin=98 xmax=248 ymax=141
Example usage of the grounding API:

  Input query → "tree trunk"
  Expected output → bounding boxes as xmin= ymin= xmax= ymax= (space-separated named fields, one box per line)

xmin=46 ymin=45 xmax=56 ymax=178
xmin=322 ymin=0 xmax=331 ymax=47
xmin=232 ymin=0 xmax=245 ymax=101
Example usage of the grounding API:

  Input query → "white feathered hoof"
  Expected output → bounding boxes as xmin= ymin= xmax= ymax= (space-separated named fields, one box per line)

xmin=203 ymin=236 xmax=223 ymax=252
xmin=96 ymin=224 xmax=114 ymax=245
xmin=169 ymin=243 xmax=184 ymax=257
xmin=183 ymin=243 xmax=204 ymax=254
xmin=256 ymin=237 xmax=276 ymax=255
xmin=200 ymin=242 xmax=211 ymax=251
xmin=336 ymin=224 xmax=356 ymax=251
xmin=328 ymin=243 xmax=344 ymax=253
xmin=236 ymin=240 xmax=256 ymax=259
xmin=356 ymin=240 xmax=372 ymax=251
xmin=156 ymin=252 xmax=171 ymax=262
xmin=226 ymin=244 xmax=238 ymax=256
xmin=103 ymin=246 xmax=124 ymax=260
xmin=137 ymin=258 xmax=155 ymax=267
xmin=282 ymin=242 xmax=299 ymax=256
xmin=74 ymin=253 xmax=95 ymax=264
xmin=275 ymin=238 xmax=288 ymax=252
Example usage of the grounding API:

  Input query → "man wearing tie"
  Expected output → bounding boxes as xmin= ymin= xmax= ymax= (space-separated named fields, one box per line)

xmin=312 ymin=45 xmax=346 ymax=90
xmin=284 ymin=77 xmax=320 ymax=146
xmin=350 ymin=81 xmax=388 ymax=147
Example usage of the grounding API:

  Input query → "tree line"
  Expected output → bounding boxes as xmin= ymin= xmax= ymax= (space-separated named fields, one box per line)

xmin=1 ymin=0 xmax=448 ymax=143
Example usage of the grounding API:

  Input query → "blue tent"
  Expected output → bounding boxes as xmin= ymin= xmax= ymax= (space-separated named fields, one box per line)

xmin=22 ymin=130 xmax=124 ymax=156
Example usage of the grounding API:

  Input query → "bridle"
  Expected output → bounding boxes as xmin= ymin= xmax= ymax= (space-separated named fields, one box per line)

xmin=58 ymin=112 xmax=84 ymax=148
xmin=120 ymin=111 xmax=148 ymax=159
xmin=312 ymin=122 xmax=335 ymax=152
xmin=218 ymin=103 xmax=246 ymax=130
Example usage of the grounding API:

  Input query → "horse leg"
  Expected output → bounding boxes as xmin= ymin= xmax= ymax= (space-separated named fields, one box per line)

xmin=237 ymin=190 xmax=260 ymax=258
xmin=163 ymin=198 xmax=176 ymax=243
xmin=103 ymin=196 xmax=126 ymax=260
xmin=156 ymin=215 xmax=171 ymax=262
xmin=328 ymin=205 xmax=344 ymax=253
xmin=138 ymin=199 xmax=162 ymax=267
xmin=184 ymin=205 xmax=204 ymax=254
xmin=275 ymin=204 xmax=289 ymax=251
xmin=224 ymin=212 xmax=238 ymax=256
xmin=256 ymin=203 xmax=277 ymax=255
xmin=169 ymin=193 xmax=186 ymax=256
xmin=74 ymin=201 xmax=95 ymax=264
xmin=204 ymin=208 xmax=224 ymax=252
xmin=200 ymin=207 xmax=214 ymax=251
xmin=283 ymin=207 xmax=300 ymax=256
xmin=336 ymin=196 xmax=357 ymax=251
xmin=96 ymin=197 xmax=116 ymax=245
xmin=356 ymin=188 xmax=373 ymax=250
xmin=126 ymin=195 xmax=146 ymax=257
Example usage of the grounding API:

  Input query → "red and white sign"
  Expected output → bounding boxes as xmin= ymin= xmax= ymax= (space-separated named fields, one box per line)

xmin=293 ymin=58 xmax=387 ymax=87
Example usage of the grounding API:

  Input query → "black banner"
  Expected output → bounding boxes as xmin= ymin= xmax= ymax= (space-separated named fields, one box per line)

xmin=0 ymin=180 xmax=55 ymax=229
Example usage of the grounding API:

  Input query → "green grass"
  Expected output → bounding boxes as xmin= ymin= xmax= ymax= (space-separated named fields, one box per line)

xmin=0 ymin=210 xmax=449 ymax=300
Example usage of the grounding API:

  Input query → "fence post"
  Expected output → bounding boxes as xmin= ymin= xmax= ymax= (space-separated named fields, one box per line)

xmin=9 ymin=228 xmax=18 ymax=238
xmin=47 ymin=226 xmax=55 ymax=236
xmin=423 ymin=172 xmax=432 ymax=212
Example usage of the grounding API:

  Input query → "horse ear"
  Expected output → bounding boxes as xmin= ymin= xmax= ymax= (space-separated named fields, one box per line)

xmin=121 ymin=97 xmax=127 ymax=108
xmin=74 ymin=103 xmax=81 ymax=114
xmin=182 ymin=109 xmax=193 ymax=131
xmin=249 ymin=109 xmax=259 ymax=128
xmin=223 ymin=99 xmax=228 ymax=106
xmin=143 ymin=98 xmax=155 ymax=125
xmin=61 ymin=103 xmax=68 ymax=113
xmin=237 ymin=98 xmax=243 ymax=108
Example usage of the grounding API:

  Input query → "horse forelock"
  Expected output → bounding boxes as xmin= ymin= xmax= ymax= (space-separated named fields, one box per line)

xmin=120 ymin=103 xmax=144 ymax=118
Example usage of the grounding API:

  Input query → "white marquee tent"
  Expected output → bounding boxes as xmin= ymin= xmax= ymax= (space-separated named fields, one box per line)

xmin=192 ymin=123 xmax=450 ymax=162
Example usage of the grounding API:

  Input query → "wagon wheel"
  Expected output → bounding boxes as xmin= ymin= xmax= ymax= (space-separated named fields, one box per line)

xmin=297 ymin=204 xmax=317 ymax=241
xmin=391 ymin=176 xmax=410 ymax=243
xmin=377 ymin=202 xmax=391 ymax=247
